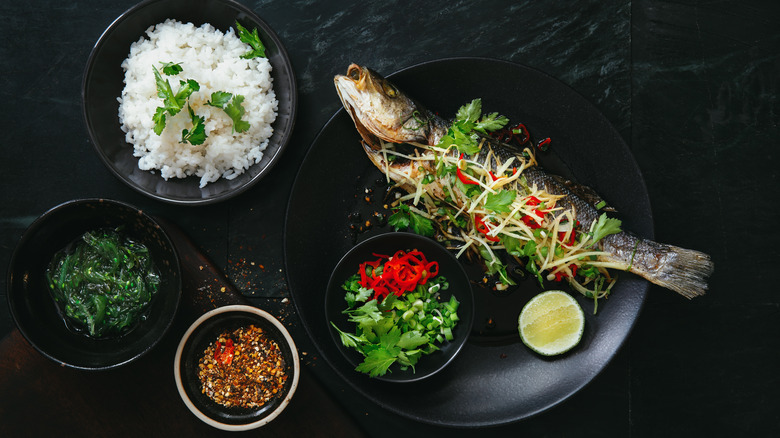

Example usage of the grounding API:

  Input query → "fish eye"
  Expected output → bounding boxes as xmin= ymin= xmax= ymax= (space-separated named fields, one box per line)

xmin=348 ymin=67 xmax=361 ymax=80
xmin=383 ymin=82 xmax=398 ymax=98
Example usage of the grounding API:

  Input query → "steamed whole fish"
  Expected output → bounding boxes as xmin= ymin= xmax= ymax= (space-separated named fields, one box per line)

xmin=334 ymin=64 xmax=713 ymax=299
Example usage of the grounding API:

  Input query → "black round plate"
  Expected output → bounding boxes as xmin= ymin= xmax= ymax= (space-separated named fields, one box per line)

xmin=325 ymin=232 xmax=474 ymax=383
xmin=82 ymin=0 xmax=297 ymax=205
xmin=284 ymin=57 xmax=651 ymax=427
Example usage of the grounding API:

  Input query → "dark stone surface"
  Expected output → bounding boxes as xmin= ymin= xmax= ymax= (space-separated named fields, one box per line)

xmin=1 ymin=0 xmax=778 ymax=436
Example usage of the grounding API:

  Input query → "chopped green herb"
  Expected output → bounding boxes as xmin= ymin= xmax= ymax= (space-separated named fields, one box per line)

xmin=160 ymin=61 xmax=183 ymax=76
xmin=589 ymin=213 xmax=623 ymax=247
xmin=152 ymin=65 xmax=200 ymax=135
xmin=388 ymin=204 xmax=434 ymax=237
xmin=206 ymin=91 xmax=233 ymax=108
xmin=181 ymin=105 xmax=207 ymax=145
xmin=484 ymin=189 xmax=516 ymax=213
xmin=236 ymin=21 xmax=266 ymax=59
xmin=436 ymin=98 xmax=508 ymax=156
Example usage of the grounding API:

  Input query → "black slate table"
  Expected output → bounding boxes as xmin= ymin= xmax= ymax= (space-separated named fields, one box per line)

xmin=1 ymin=1 xmax=778 ymax=436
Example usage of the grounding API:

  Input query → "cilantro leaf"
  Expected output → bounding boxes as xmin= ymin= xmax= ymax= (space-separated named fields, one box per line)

xmin=388 ymin=204 xmax=435 ymax=237
xmin=436 ymin=98 xmax=507 ymax=156
xmin=180 ymin=105 xmax=207 ymax=145
xmin=475 ymin=111 xmax=509 ymax=133
xmin=160 ymin=61 xmax=182 ymax=76
xmin=206 ymin=91 xmax=233 ymax=108
xmin=410 ymin=210 xmax=435 ymax=236
xmin=153 ymin=66 xmax=181 ymax=115
xmin=589 ymin=213 xmax=623 ymax=246
xmin=501 ymin=235 xmax=523 ymax=257
xmin=456 ymin=98 xmax=482 ymax=123
xmin=387 ymin=205 xmax=411 ymax=230
xmin=174 ymin=79 xmax=200 ymax=103
xmin=485 ymin=189 xmax=516 ymax=213
xmin=346 ymin=299 xmax=383 ymax=326
xmin=330 ymin=322 xmax=366 ymax=349
xmin=152 ymin=107 xmax=167 ymax=136
xmin=223 ymin=94 xmax=250 ymax=133
xmin=397 ymin=330 xmax=429 ymax=350
xmin=355 ymin=348 xmax=397 ymax=378
xmin=235 ymin=21 xmax=266 ymax=59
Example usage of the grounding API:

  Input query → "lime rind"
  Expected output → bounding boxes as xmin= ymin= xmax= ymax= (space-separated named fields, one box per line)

xmin=518 ymin=290 xmax=584 ymax=356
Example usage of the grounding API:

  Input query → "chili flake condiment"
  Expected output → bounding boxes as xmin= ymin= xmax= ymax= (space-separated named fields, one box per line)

xmin=198 ymin=324 xmax=288 ymax=409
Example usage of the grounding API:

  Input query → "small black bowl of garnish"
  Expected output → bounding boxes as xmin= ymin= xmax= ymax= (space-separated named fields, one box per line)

xmin=325 ymin=232 xmax=475 ymax=383
xmin=7 ymin=198 xmax=182 ymax=370
xmin=174 ymin=305 xmax=300 ymax=431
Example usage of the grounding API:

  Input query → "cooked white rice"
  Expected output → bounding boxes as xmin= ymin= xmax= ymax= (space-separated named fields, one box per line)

xmin=118 ymin=19 xmax=277 ymax=188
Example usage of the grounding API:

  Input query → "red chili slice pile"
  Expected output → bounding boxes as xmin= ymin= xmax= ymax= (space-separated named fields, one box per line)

xmin=358 ymin=250 xmax=439 ymax=301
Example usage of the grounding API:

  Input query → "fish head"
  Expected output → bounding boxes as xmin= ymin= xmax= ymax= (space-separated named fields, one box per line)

xmin=334 ymin=64 xmax=434 ymax=149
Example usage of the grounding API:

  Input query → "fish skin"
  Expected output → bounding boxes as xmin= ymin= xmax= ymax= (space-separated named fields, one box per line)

xmin=335 ymin=64 xmax=713 ymax=298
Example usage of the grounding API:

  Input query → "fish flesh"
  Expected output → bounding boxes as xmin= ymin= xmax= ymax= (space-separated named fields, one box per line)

xmin=334 ymin=64 xmax=713 ymax=299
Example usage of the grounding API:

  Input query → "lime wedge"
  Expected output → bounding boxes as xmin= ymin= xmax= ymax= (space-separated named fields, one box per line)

xmin=518 ymin=290 xmax=584 ymax=356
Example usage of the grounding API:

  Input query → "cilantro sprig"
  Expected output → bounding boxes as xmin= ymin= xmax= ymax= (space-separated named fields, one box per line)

xmin=388 ymin=204 xmax=435 ymax=237
xmin=588 ymin=213 xmax=623 ymax=247
xmin=437 ymin=98 xmax=508 ymax=155
xmin=152 ymin=64 xmax=200 ymax=136
xmin=181 ymin=105 xmax=206 ymax=145
xmin=235 ymin=21 xmax=266 ymax=59
xmin=207 ymin=92 xmax=250 ymax=133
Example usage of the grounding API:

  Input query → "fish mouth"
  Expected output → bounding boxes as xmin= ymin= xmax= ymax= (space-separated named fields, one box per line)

xmin=334 ymin=64 xmax=382 ymax=149
xmin=333 ymin=64 xmax=398 ymax=150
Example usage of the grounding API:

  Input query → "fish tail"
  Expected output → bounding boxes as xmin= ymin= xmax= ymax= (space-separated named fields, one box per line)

xmin=647 ymin=245 xmax=714 ymax=299
xmin=601 ymin=235 xmax=714 ymax=299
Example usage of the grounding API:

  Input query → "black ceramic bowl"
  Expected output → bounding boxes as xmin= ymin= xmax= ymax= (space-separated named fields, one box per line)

xmin=325 ymin=232 xmax=474 ymax=383
xmin=6 ymin=199 xmax=182 ymax=370
xmin=174 ymin=305 xmax=300 ymax=431
xmin=82 ymin=0 xmax=297 ymax=205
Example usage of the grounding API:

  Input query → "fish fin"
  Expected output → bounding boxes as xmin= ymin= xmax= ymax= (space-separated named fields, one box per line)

xmin=623 ymin=240 xmax=714 ymax=299
xmin=651 ymin=245 xmax=714 ymax=299
xmin=550 ymin=175 xmax=617 ymax=212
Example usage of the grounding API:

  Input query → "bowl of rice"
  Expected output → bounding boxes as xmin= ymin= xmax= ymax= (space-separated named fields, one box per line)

xmin=82 ymin=0 xmax=296 ymax=205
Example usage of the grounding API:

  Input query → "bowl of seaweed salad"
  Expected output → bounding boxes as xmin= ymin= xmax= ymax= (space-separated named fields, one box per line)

xmin=7 ymin=198 xmax=182 ymax=370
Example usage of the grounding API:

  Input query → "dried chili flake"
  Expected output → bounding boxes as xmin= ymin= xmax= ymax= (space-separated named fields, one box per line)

xmin=198 ymin=324 xmax=288 ymax=409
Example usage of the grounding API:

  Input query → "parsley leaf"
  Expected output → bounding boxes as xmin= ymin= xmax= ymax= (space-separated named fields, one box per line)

xmin=388 ymin=204 xmax=434 ymax=237
xmin=356 ymin=348 xmax=397 ymax=378
xmin=160 ymin=61 xmax=183 ymax=76
xmin=180 ymin=105 xmax=207 ymax=145
xmin=235 ymin=21 xmax=266 ymax=59
xmin=436 ymin=98 xmax=508 ymax=156
xmin=484 ymin=189 xmax=516 ymax=213
xmin=475 ymin=111 xmax=509 ymax=133
xmin=206 ymin=91 xmax=233 ymax=108
xmin=387 ymin=206 xmax=411 ymax=230
xmin=152 ymin=65 xmax=200 ymax=135
xmin=152 ymin=107 xmax=167 ymax=136
xmin=397 ymin=330 xmax=429 ymax=350
xmin=589 ymin=213 xmax=623 ymax=246
xmin=206 ymin=92 xmax=250 ymax=133
xmin=456 ymin=99 xmax=482 ymax=123
xmin=223 ymin=94 xmax=251 ymax=133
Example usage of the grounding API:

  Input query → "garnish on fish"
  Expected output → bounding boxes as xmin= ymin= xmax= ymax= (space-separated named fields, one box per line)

xmin=334 ymin=64 xmax=714 ymax=303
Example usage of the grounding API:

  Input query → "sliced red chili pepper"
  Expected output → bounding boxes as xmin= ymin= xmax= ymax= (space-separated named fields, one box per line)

xmin=357 ymin=250 xmax=440 ymax=301
xmin=456 ymin=154 xmax=479 ymax=185
xmin=475 ymin=216 xmax=501 ymax=242
xmin=553 ymin=264 xmax=578 ymax=282
xmin=520 ymin=214 xmax=542 ymax=229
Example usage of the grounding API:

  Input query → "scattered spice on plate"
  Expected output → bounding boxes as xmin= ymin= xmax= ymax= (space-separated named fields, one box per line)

xmin=198 ymin=324 xmax=288 ymax=409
